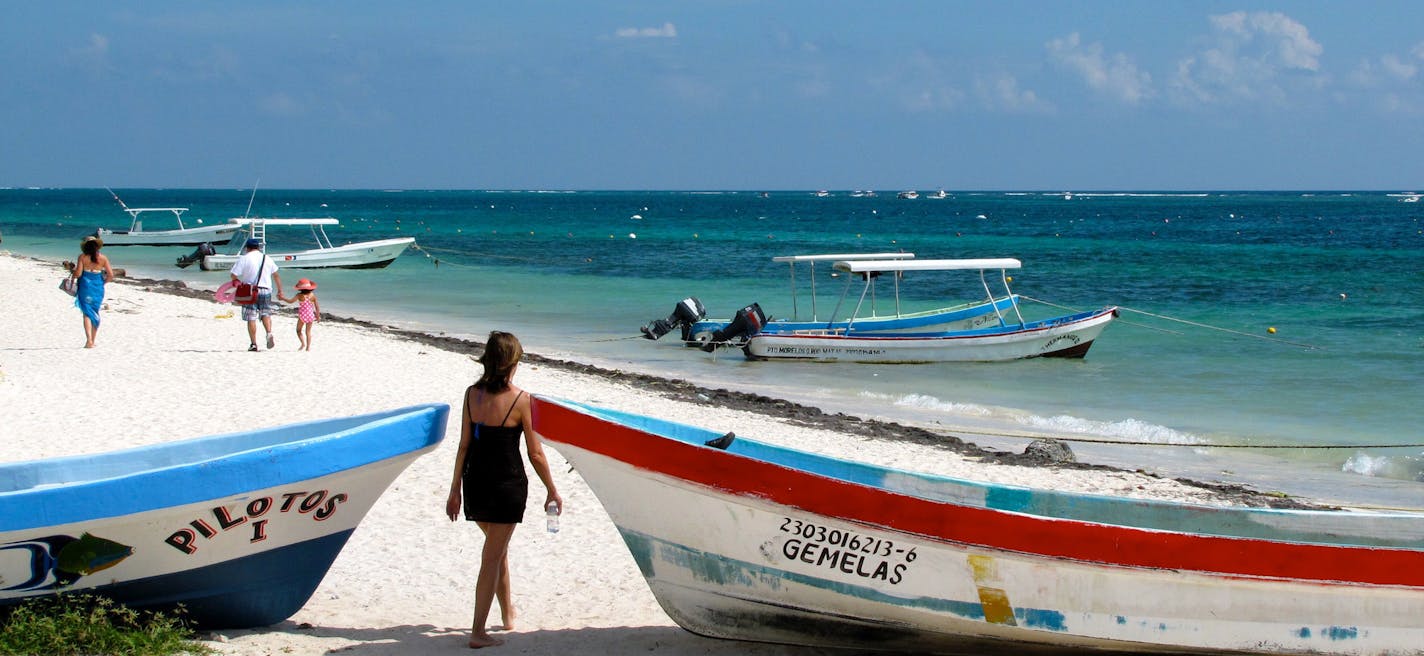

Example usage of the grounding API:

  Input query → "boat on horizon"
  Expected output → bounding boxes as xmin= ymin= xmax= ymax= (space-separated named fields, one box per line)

xmin=94 ymin=190 xmax=241 ymax=247
xmin=0 ymin=404 xmax=448 ymax=629
xmin=177 ymin=217 xmax=415 ymax=270
xmin=721 ymin=258 xmax=1117 ymax=363
xmin=896 ymin=190 xmax=919 ymax=199
xmin=529 ymin=394 xmax=1424 ymax=655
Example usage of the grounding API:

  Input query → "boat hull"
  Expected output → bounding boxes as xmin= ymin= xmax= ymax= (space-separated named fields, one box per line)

xmin=200 ymin=237 xmax=415 ymax=270
xmin=97 ymin=224 xmax=241 ymax=247
xmin=531 ymin=396 xmax=1424 ymax=655
xmin=690 ymin=296 xmax=1020 ymax=345
xmin=0 ymin=404 xmax=448 ymax=628
xmin=744 ymin=307 xmax=1117 ymax=362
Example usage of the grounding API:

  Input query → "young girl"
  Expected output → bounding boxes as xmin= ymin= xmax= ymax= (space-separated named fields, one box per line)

xmin=285 ymin=278 xmax=320 ymax=351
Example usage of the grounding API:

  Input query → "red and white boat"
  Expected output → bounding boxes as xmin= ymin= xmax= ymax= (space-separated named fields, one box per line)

xmin=532 ymin=394 xmax=1424 ymax=655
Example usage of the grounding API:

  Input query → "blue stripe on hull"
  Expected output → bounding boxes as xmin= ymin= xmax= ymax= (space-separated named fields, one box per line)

xmin=0 ymin=530 xmax=354 ymax=629
xmin=616 ymin=529 xmax=1098 ymax=654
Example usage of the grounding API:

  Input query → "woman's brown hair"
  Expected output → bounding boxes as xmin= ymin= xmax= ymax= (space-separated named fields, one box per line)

xmin=475 ymin=331 xmax=523 ymax=393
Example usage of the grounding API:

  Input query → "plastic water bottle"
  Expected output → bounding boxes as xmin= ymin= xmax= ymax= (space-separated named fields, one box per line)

xmin=545 ymin=500 xmax=560 ymax=533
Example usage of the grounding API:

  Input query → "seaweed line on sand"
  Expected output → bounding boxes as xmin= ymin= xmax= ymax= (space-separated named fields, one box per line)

xmin=116 ymin=268 xmax=1320 ymax=510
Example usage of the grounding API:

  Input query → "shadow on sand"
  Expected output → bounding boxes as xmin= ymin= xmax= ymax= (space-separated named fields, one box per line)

xmin=209 ymin=622 xmax=883 ymax=655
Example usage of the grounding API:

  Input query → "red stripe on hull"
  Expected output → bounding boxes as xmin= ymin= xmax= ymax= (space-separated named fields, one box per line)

xmin=533 ymin=397 xmax=1424 ymax=589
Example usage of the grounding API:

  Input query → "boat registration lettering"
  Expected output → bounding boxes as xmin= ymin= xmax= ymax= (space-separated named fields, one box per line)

xmin=164 ymin=489 xmax=348 ymax=555
xmin=764 ymin=346 xmax=888 ymax=357
xmin=777 ymin=517 xmax=915 ymax=584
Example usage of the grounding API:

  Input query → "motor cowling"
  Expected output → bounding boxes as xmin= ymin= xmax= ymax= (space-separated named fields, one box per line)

xmin=702 ymin=303 xmax=766 ymax=352
xmin=640 ymin=297 xmax=706 ymax=340
xmin=175 ymin=243 xmax=216 ymax=269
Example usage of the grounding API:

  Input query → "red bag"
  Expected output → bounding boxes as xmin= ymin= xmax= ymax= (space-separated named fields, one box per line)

xmin=233 ymin=282 xmax=259 ymax=305
xmin=233 ymin=255 xmax=266 ymax=306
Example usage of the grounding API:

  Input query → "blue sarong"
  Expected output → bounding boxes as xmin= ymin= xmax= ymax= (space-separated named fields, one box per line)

xmin=75 ymin=271 xmax=105 ymax=327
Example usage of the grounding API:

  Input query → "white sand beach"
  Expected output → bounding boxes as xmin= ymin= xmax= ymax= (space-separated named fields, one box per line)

xmin=2 ymin=253 xmax=1253 ymax=655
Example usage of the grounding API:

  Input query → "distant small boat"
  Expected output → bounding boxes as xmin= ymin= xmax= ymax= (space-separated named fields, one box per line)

xmin=926 ymin=189 xmax=948 ymax=199
xmin=814 ymin=190 xmax=830 ymax=197
xmin=530 ymin=395 xmax=1424 ymax=656
xmin=95 ymin=190 xmax=240 ymax=247
xmin=0 ymin=404 xmax=448 ymax=628
xmin=179 ymin=218 xmax=415 ymax=270
xmin=896 ymin=190 xmax=919 ymax=199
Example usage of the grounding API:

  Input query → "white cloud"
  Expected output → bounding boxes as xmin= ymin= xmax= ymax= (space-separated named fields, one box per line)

xmin=1046 ymin=33 xmax=1152 ymax=104
xmin=1379 ymin=54 xmax=1418 ymax=81
xmin=976 ymin=74 xmax=1051 ymax=113
xmin=1170 ymin=11 xmax=1323 ymax=105
xmin=68 ymin=33 xmax=114 ymax=74
xmin=615 ymin=22 xmax=677 ymax=39
xmin=903 ymin=86 xmax=967 ymax=113
xmin=258 ymin=92 xmax=304 ymax=117
xmin=1346 ymin=43 xmax=1424 ymax=113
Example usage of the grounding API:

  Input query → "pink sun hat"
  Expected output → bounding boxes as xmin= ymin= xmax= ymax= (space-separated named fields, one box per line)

xmin=295 ymin=278 xmax=317 ymax=291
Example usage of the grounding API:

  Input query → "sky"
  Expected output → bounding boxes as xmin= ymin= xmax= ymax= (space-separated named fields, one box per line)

xmin=4 ymin=2 xmax=1423 ymax=191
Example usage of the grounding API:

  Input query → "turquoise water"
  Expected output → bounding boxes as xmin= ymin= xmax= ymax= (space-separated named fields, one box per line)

xmin=5 ymin=188 xmax=1423 ymax=502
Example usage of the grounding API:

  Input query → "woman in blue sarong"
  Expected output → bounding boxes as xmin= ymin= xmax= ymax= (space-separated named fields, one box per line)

xmin=70 ymin=236 xmax=114 ymax=348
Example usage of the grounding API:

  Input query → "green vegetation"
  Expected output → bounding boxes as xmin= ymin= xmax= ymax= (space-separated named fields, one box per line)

xmin=0 ymin=594 xmax=214 ymax=656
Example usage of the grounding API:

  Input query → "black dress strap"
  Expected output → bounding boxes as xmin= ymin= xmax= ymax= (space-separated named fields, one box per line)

xmin=498 ymin=391 xmax=525 ymax=427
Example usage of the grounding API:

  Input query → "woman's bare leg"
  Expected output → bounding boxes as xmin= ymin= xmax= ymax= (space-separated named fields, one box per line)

xmin=470 ymin=522 xmax=516 ymax=648
xmin=495 ymin=555 xmax=514 ymax=630
xmin=82 ymin=316 xmax=96 ymax=348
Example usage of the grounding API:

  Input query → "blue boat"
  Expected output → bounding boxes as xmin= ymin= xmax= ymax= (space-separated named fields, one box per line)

xmin=0 ymin=404 xmax=448 ymax=628
xmin=641 ymin=253 xmax=1020 ymax=347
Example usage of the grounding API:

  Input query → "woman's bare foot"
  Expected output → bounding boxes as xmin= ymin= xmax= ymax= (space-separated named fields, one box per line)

xmin=468 ymin=632 xmax=504 ymax=649
xmin=497 ymin=607 xmax=515 ymax=631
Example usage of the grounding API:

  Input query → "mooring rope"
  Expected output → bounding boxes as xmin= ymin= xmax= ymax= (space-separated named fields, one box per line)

xmin=1019 ymin=295 xmax=1320 ymax=349
xmin=939 ymin=425 xmax=1424 ymax=450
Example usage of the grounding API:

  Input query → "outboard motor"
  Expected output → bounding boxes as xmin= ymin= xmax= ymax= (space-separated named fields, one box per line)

xmin=701 ymin=303 xmax=767 ymax=352
xmin=174 ymin=243 xmax=216 ymax=269
xmin=641 ymin=297 xmax=707 ymax=341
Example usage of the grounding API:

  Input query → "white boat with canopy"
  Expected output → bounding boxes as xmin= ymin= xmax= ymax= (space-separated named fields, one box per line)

xmin=640 ymin=253 xmax=1021 ymax=346
xmin=733 ymin=258 xmax=1117 ymax=363
xmin=95 ymin=192 xmax=241 ymax=246
xmin=180 ymin=218 xmax=414 ymax=271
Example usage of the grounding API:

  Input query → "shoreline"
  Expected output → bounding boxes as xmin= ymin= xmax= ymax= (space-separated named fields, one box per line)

xmin=105 ymin=257 xmax=1311 ymax=510
xmin=0 ymin=251 xmax=1335 ymax=655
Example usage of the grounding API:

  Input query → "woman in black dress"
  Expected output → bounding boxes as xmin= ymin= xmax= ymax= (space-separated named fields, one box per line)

xmin=446 ymin=331 xmax=562 ymax=648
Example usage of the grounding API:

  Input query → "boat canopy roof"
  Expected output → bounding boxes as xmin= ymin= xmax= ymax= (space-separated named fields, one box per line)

xmin=834 ymin=258 xmax=1022 ymax=273
xmin=772 ymin=252 xmax=914 ymax=263
xmin=228 ymin=218 xmax=340 ymax=226
xmin=126 ymin=207 xmax=188 ymax=214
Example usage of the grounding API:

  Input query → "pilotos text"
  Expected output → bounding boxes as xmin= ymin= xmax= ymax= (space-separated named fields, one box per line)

xmin=164 ymin=489 xmax=348 ymax=554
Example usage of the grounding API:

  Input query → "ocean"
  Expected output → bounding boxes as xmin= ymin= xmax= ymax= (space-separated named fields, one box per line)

xmin=4 ymin=188 xmax=1422 ymax=507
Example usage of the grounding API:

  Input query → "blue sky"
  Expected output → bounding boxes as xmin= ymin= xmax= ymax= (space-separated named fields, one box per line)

xmin=4 ymin=2 xmax=1423 ymax=190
